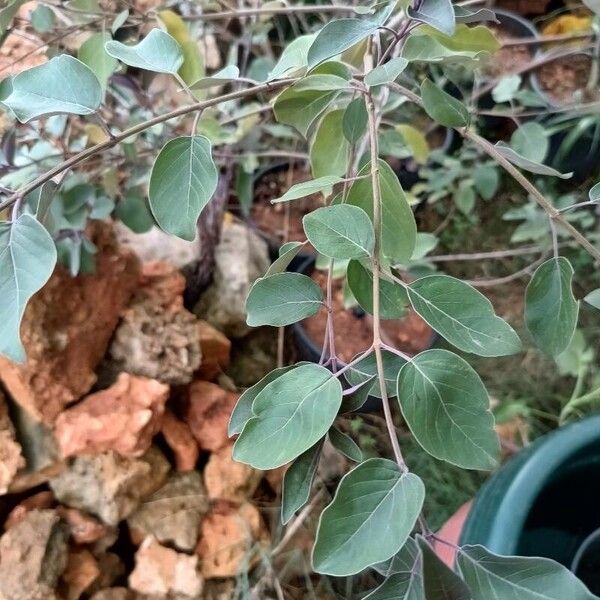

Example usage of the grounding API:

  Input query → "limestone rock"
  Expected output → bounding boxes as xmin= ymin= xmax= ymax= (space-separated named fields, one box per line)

xmin=86 ymin=552 xmax=125 ymax=595
xmin=137 ymin=260 xmax=187 ymax=311
xmin=129 ymin=537 xmax=204 ymax=598
xmin=160 ymin=410 xmax=199 ymax=472
xmin=55 ymin=374 xmax=169 ymax=458
xmin=204 ymin=443 xmax=262 ymax=502
xmin=115 ymin=222 xmax=199 ymax=269
xmin=0 ymin=509 xmax=68 ymax=600
xmin=0 ymin=391 xmax=25 ymax=493
xmin=196 ymin=501 xmax=269 ymax=579
xmin=59 ymin=549 xmax=100 ymax=600
xmin=194 ymin=221 xmax=270 ymax=338
xmin=4 ymin=490 xmax=55 ymax=530
xmin=128 ymin=471 xmax=209 ymax=553
xmin=0 ymin=224 xmax=140 ymax=423
xmin=49 ymin=447 xmax=170 ymax=526
xmin=226 ymin=327 xmax=278 ymax=388
xmin=196 ymin=320 xmax=231 ymax=381
xmin=57 ymin=507 xmax=112 ymax=545
xmin=183 ymin=381 xmax=238 ymax=452
xmin=90 ymin=589 xmax=133 ymax=600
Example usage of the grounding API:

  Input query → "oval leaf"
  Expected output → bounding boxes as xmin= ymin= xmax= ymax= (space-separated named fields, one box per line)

xmin=105 ymin=28 xmax=183 ymax=74
xmin=0 ymin=55 xmax=102 ymax=123
xmin=313 ymin=458 xmax=425 ymax=576
xmin=407 ymin=274 xmax=521 ymax=357
xmin=343 ymin=97 xmax=368 ymax=143
xmin=149 ymin=135 xmax=217 ymax=241
xmin=397 ymin=349 xmax=500 ymax=470
xmin=408 ymin=0 xmax=456 ymax=35
xmin=190 ymin=65 xmax=240 ymax=90
xmin=494 ymin=142 xmax=572 ymax=178
xmin=329 ymin=427 xmax=362 ymax=462
xmin=246 ymin=272 xmax=323 ymax=327
xmin=233 ymin=364 xmax=342 ymax=469
xmin=346 ymin=349 xmax=406 ymax=398
xmin=0 ymin=215 xmax=57 ymax=362
xmin=421 ymin=79 xmax=469 ymax=128
xmin=303 ymin=205 xmax=374 ymax=260
xmin=365 ymin=57 xmax=409 ymax=87
xmin=525 ymin=257 xmax=579 ymax=357
xmin=458 ymin=545 xmax=598 ymax=600
xmin=310 ymin=109 xmax=349 ymax=178
xmin=78 ymin=32 xmax=118 ymax=93
xmin=272 ymin=175 xmax=343 ymax=204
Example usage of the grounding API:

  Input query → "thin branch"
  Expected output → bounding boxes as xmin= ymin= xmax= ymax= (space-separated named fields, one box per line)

xmin=187 ymin=4 xmax=358 ymax=21
xmin=0 ymin=78 xmax=295 ymax=212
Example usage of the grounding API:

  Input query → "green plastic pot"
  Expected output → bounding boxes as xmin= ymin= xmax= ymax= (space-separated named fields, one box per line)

xmin=460 ymin=415 xmax=600 ymax=593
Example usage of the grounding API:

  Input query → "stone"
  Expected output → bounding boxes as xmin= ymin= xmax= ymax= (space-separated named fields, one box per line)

xmin=128 ymin=471 xmax=209 ymax=553
xmin=0 ymin=224 xmax=140 ymax=424
xmin=183 ymin=381 xmax=239 ymax=452
xmin=160 ymin=410 xmax=199 ymax=472
xmin=55 ymin=374 xmax=169 ymax=458
xmin=194 ymin=221 xmax=270 ymax=338
xmin=59 ymin=549 xmax=100 ymax=600
xmin=204 ymin=442 xmax=262 ymax=502
xmin=90 ymin=589 xmax=133 ymax=600
xmin=108 ymin=300 xmax=202 ymax=386
xmin=57 ymin=507 xmax=112 ymax=545
xmin=196 ymin=501 xmax=269 ymax=579
xmin=129 ymin=537 xmax=204 ymax=598
xmin=4 ymin=490 xmax=55 ymax=530
xmin=226 ymin=327 xmax=278 ymax=388
xmin=137 ymin=260 xmax=187 ymax=311
xmin=50 ymin=447 xmax=170 ymax=526
xmin=0 ymin=391 xmax=25 ymax=493
xmin=196 ymin=320 xmax=231 ymax=381
xmin=0 ymin=509 xmax=68 ymax=600
xmin=115 ymin=222 xmax=199 ymax=269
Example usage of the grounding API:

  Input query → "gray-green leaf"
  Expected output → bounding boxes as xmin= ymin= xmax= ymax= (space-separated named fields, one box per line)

xmin=281 ymin=440 xmax=322 ymax=524
xmin=272 ymin=175 xmax=343 ymax=203
xmin=397 ymin=349 xmax=500 ymax=470
xmin=494 ymin=142 xmax=572 ymax=178
xmin=343 ymin=97 xmax=368 ymax=143
xmin=525 ymin=257 xmax=579 ymax=357
xmin=421 ymin=79 xmax=469 ymax=128
xmin=148 ymin=136 xmax=217 ymax=241
xmin=310 ymin=109 xmax=349 ymax=178
xmin=408 ymin=0 xmax=456 ymax=35
xmin=265 ymin=242 xmax=306 ymax=276
xmin=105 ymin=28 xmax=183 ymax=74
xmin=233 ymin=363 xmax=342 ymax=469
xmin=246 ymin=272 xmax=322 ymax=327
xmin=78 ymin=32 xmax=118 ymax=92
xmin=365 ymin=57 xmax=409 ymax=87
xmin=312 ymin=459 xmax=425 ymax=576
xmin=458 ymin=545 xmax=598 ymax=600
xmin=0 ymin=55 xmax=102 ymax=123
xmin=346 ymin=350 xmax=406 ymax=398
xmin=304 ymin=205 xmax=374 ymax=260
xmin=329 ymin=427 xmax=362 ymax=462
xmin=190 ymin=65 xmax=240 ymax=90
xmin=584 ymin=288 xmax=600 ymax=310
xmin=0 ymin=215 xmax=57 ymax=362
xmin=408 ymin=274 xmax=521 ymax=356
xmin=365 ymin=571 xmax=424 ymax=600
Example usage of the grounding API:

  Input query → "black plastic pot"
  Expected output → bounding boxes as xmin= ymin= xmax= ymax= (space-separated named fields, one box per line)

xmin=290 ymin=256 xmax=438 ymax=412
xmin=460 ymin=415 xmax=600 ymax=595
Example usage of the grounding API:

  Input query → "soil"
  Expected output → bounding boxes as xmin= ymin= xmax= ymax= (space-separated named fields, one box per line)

xmin=485 ymin=27 xmax=533 ymax=78
xmin=303 ymin=270 xmax=434 ymax=364
xmin=251 ymin=167 xmax=325 ymax=245
xmin=537 ymin=54 xmax=595 ymax=104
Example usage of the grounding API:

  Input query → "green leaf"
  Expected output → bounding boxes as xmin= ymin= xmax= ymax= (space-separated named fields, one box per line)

xmin=78 ymin=32 xmax=118 ymax=93
xmin=340 ymin=377 xmax=376 ymax=412
xmin=397 ymin=124 xmax=430 ymax=164
xmin=281 ymin=441 xmax=322 ymax=524
xmin=421 ymin=79 xmax=469 ymax=128
xmin=454 ymin=185 xmax=475 ymax=215
xmin=343 ymin=97 xmax=368 ymax=143
xmin=312 ymin=459 xmax=425 ymax=576
xmin=454 ymin=7 xmax=498 ymax=24
xmin=233 ymin=363 xmax=342 ymax=469
xmin=584 ymin=288 xmax=600 ymax=310
xmin=307 ymin=4 xmax=395 ymax=68
xmin=473 ymin=165 xmax=499 ymax=200
xmin=346 ymin=350 xmax=405 ymax=398
xmin=492 ymin=74 xmax=521 ymax=103
xmin=347 ymin=160 xmax=416 ymax=264
xmin=346 ymin=259 xmax=408 ymax=319
xmin=365 ymin=571 xmax=424 ymax=600
xmin=402 ymin=35 xmax=487 ymax=62
xmin=525 ymin=257 xmax=579 ymax=357
xmin=114 ymin=191 xmax=154 ymax=234
xmin=510 ymin=122 xmax=548 ymax=163
xmin=190 ymin=65 xmax=240 ymax=90
xmin=310 ymin=109 xmax=349 ymax=178
xmin=423 ymin=24 xmax=499 ymax=53
xmin=418 ymin=536 xmax=471 ymax=600
xmin=228 ymin=365 xmax=298 ymax=436
xmin=408 ymin=274 xmax=521 ymax=357
xmin=148 ymin=136 xmax=217 ymax=241
xmin=0 ymin=0 xmax=26 ymax=35
xmin=25 ymin=180 xmax=57 ymax=233
xmin=292 ymin=74 xmax=349 ymax=92
xmin=105 ymin=28 xmax=183 ymax=74
xmin=458 ymin=545 xmax=598 ymax=600
xmin=329 ymin=427 xmax=362 ymax=462
xmin=494 ymin=142 xmax=571 ymax=178
xmin=0 ymin=215 xmax=57 ymax=363
xmin=374 ymin=537 xmax=421 ymax=577
xmin=408 ymin=0 xmax=456 ymax=35
xmin=31 ymin=5 xmax=55 ymax=33
xmin=268 ymin=33 xmax=316 ymax=80
xmin=589 ymin=181 xmax=600 ymax=202
xmin=304 ymin=205 xmax=374 ymax=260
xmin=111 ymin=9 xmax=129 ymax=33
xmin=265 ymin=242 xmax=306 ymax=276
xmin=365 ymin=57 xmax=408 ymax=87
xmin=411 ymin=233 xmax=438 ymax=260
xmin=272 ymin=175 xmax=343 ymax=203
xmin=0 ymin=55 xmax=102 ymax=123
xmin=246 ymin=272 xmax=323 ymax=327
xmin=397 ymin=349 xmax=499 ymax=470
